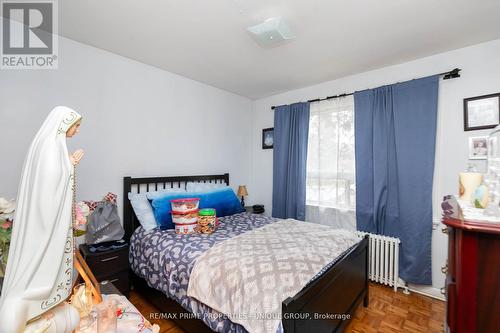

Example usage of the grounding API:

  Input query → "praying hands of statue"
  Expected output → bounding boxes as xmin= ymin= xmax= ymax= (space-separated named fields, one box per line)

xmin=70 ymin=149 xmax=84 ymax=166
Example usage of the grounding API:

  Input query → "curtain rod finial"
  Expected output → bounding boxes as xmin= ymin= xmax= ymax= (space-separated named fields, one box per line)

xmin=443 ymin=68 xmax=461 ymax=80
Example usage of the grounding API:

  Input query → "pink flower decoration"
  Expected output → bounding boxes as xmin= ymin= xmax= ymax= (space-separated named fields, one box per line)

xmin=74 ymin=202 xmax=90 ymax=227
xmin=1 ymin=221 xmax=12 ymax=230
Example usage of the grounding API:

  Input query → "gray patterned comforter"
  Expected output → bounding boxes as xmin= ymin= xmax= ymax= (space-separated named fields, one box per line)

xmin=187 ymin=219 xmax=360 ymax=333
xmin=129 ymin=213 xmax=359 ymax=333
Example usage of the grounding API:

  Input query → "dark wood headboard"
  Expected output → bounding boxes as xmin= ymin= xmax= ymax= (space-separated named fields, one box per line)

xmin=123 ymin=173 xmax=229 ymax=241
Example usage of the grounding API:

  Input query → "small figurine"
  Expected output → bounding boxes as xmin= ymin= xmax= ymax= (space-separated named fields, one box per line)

xmin=473 ymin=185 xmax=489 ymax=209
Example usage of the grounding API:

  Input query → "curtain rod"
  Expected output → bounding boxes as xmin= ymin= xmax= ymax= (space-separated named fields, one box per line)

xmin=270 ymin=68 xmax=461 ymax=110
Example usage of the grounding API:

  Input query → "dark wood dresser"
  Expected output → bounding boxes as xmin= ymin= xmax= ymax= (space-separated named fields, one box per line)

xmin=442 ymin=199 xmax=500 ymax=333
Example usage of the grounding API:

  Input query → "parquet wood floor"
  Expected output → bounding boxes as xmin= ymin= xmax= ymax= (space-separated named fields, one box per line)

xmin=345 ymin=284 xmax=445 ymax=333
xmin=129 ymin=283 xmax=445 ymax=333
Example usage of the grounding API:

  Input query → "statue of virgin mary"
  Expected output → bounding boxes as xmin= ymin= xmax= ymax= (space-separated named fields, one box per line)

xmin=0 ymin=106 xmax=84 ymax=332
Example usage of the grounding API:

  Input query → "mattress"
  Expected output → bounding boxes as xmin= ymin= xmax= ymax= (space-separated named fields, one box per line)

xmin=129 ymin=213 xmax=359 ymax=333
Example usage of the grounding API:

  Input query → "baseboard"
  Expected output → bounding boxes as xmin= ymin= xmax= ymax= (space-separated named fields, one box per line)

xmin=408 ymin=284 xmax=445 ymax=301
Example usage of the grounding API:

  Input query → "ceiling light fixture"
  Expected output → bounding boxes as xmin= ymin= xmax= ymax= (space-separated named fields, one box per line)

xmin=247 ymin=17 xmax=295 ymax=47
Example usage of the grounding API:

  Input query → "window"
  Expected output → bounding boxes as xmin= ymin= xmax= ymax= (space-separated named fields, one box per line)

xmin=306 ymin=96 xmax=356 ymax=228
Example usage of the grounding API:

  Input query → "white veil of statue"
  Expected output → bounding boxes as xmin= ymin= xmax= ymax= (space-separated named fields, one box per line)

xmin=0 ymin=106 xmax=82 ymax=332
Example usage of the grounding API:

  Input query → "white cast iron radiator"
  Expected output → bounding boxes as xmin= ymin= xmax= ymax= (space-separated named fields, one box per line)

xmin=355 ymin=231 xmax=401 ymax=292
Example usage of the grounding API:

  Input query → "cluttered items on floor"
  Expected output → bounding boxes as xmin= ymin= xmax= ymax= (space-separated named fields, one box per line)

xmin=74 ymin=294 xmax=160 ymax=333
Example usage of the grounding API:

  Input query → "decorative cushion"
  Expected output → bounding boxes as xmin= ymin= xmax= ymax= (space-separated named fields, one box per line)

xmin=84 ymin=192 xmax=118 ymax=213
xmin=152 ymin=188 xmax=244 ymax=230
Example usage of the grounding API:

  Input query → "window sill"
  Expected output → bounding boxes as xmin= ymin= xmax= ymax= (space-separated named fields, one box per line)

xmin=306 ymin=204 xmax=355 ymax=213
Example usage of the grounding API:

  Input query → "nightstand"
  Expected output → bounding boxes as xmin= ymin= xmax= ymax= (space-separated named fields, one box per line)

xmin=79 ymin=243 xmax=130 ymax=297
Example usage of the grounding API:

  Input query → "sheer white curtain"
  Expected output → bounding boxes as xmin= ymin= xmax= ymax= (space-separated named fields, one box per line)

xmin=306 ymin=95 xmax=356 ymax=230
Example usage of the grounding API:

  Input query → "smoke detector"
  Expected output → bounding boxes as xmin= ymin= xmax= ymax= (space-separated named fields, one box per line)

xmin=247 ymin=17 xmax=295 ymax=47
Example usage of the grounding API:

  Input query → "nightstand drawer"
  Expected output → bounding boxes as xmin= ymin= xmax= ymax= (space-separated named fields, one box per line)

xmin=79 ymin=244 xmax=129 ymax=278
xmin=87 ymin=253 xmax=128 ymax=276
xmin=99 ymin=270 xmax=129 ymax=296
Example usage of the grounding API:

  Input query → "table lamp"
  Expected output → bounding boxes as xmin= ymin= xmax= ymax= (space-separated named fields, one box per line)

xmin=237 ymin=185 xmax=248 ymax=207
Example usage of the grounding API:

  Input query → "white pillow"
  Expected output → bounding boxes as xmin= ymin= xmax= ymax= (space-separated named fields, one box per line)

xmin=185 ymin=181 xmax=227 ymax=193
xmin=146 ymin=188 xmax=186 ymax=200
xmin=129 ymin=188 xmax=185 ymax=231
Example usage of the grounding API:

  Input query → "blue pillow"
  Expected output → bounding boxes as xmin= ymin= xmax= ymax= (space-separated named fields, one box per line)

xmin=151 ymin=187 xmax=244 ymax=230
xmin=151 ymin=192 xmax=198 ymax=230
xmin=198 ymin=187 xmax=245 ymax=216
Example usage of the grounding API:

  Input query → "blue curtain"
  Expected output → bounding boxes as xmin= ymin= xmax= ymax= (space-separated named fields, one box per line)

xmin=354 ymin=75 xmax=439 ymax=285
xmin=272 ymin=102 xmax=310 ymax=220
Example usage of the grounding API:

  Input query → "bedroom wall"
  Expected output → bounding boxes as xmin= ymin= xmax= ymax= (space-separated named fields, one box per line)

xmin=249 ymin=38 xmax=500 ymax=295
xmin=0 ymin=36 xmax=253 ymax=209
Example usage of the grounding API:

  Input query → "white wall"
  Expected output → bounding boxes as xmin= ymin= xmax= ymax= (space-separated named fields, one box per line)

xmin=0 ymin=36 xmax=253 ymax=208
xmin=249 ymin=38 xmax=500 ymax=293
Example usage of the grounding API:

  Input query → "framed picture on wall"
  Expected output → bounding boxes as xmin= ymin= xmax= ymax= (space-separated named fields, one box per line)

xmin=468 ymin=136 xmax=488 ymax=160
xmin=464 ymin=93 xmax=500 ymax=131
xmin=262 ymin=128 xmax=274 ymax=149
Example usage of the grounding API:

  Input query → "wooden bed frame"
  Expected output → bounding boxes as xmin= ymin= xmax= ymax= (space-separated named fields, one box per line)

xmin=123 ymin=173 xmax=369 ymax=333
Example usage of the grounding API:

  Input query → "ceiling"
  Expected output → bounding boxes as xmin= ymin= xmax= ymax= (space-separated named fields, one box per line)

xmin=59 ymin=0 xmax=500 ymax=99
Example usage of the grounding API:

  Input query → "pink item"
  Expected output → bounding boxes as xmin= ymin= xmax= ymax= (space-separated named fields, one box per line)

xmin=84 ymin=192 xmax=118 ymax=213
xmin=170 ymin=198 xmax=200 ymax=213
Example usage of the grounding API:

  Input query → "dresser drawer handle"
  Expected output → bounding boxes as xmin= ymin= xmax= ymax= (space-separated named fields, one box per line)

xmin=441 ymin=227 xmax=448 ymax=234
xmin=440 ymin=287 xmax=446 ymax=295
xmin=100 ymin=255 xmax=119 ymax=262
xmin=102 ymin=278 xmax=120 ymax=284
xmin=441 ymin=265 xmax=448 ymax=274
